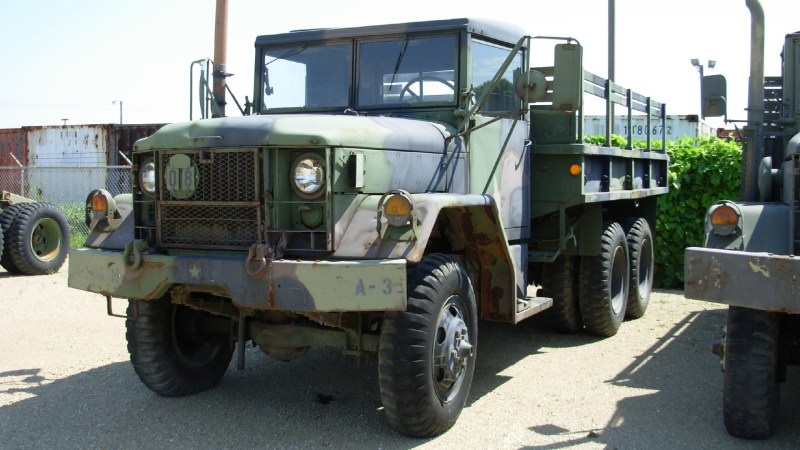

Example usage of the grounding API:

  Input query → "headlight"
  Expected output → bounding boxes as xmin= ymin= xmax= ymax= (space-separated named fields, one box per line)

xmin=291 ymin=154 xmax=325 ymax=199
xmin=138 ymin=159 xmax=156 ymax=196
xmin=708 ymin=202 xmax=740 ymax=236
xmin=384 ymin=194 xmax=412 ymax=227
xmin=85 ymin=189 xmax=116 ymax=231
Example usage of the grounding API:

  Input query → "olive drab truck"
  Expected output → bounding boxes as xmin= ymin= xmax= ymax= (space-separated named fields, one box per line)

xmin=68 ymin=13 xmax=669 ymax=437
xmin=684 ymin=0 xmax=800 ymax=440
xmin=1 ymin=191 xmax=69 ymax=275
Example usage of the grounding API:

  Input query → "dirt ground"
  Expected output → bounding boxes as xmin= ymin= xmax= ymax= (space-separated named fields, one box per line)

xmin=1 ymin=260 xmax=799 ymax=449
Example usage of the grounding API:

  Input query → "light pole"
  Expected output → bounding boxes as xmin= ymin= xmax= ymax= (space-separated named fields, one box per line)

xmin=112 ymin=100 xmax=123 ymax=124
xmin=691 ymin=59 xmax=716 ymax=118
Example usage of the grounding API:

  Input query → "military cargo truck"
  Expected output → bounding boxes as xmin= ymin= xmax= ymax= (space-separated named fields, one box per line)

xmin=684 ymin=0 xmax=800 ymax=440
xmin=0 ymin=191 xmax=69 ymax=275
xmin=68 ymin=17 xmax=668 ymax=436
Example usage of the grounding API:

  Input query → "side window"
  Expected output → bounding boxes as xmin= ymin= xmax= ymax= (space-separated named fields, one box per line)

xmin=472 ymin=40 xmax=523 ymax=116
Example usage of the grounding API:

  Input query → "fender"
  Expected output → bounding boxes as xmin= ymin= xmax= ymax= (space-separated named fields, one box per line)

xmin=334 ymin=193 xmax=518 ymax=321
xmin=84 ymin=193 xmax=134 ymax=250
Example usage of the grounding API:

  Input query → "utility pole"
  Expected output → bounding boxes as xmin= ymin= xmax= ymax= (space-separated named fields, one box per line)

xmin=608 ymin=0 xmax=615 ymax=139
xmin=113 ymin=100 xmax=123 ymax=124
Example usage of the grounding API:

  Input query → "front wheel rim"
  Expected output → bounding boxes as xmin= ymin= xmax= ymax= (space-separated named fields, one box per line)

xmin=432 ymin=295 xmax=474 ymax=402
xmin=29 ymin=218 xmax=62 ymax=262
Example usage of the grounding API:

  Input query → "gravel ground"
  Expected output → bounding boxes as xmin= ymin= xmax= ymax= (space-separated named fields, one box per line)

xmin=1 ymin=260 xmax=799 ymax=449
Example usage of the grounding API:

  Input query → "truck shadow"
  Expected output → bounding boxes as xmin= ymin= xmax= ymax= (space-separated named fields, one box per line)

xmin=520 ymin=308 xmax=800 ymax=449
xmin=0 ymin=317 xmax=596 ymax=448
xmin=3 ymin=299 xmax=799 ymax=448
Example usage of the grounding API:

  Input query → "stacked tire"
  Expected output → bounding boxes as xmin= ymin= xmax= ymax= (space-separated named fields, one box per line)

xmin=0 ymin=202 xmax=69 ymax=275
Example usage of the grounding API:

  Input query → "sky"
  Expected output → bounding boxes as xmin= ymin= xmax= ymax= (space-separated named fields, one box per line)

xmin=0 ymin=0 xmax=797 ymax=130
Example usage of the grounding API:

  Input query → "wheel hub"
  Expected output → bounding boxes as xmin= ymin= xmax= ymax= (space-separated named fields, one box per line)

xmin=433 ymin=296 xmax=474 ymax=400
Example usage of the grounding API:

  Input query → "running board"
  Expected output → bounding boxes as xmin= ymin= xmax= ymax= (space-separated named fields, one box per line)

xmin=515 ymin=296 xmax=553 ymax=323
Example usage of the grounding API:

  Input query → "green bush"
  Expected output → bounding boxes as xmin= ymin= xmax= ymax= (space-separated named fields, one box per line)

xmin=655 ymin=136 xmax=742 ymax=287
xmin=61 ymin=203 xmax=89 ymax=248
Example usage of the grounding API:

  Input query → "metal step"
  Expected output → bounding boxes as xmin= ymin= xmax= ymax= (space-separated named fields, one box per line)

xmin=515 ymin=295 xmax=553 ymax=323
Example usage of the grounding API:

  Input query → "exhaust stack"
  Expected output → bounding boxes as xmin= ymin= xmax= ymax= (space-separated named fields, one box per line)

xmin=742 ymin=0 xmax=765 ymax=201
xmin=212 ymin=0 xmax=228 ymax=118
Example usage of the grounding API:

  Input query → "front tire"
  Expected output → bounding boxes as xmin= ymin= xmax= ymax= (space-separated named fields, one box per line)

xmin=126 ymin=297 xmax=234 ymax=397
xmin=723 ymin=306 xmax=780 ymax=439
xmin=379 ymin=254 xmax=478 ymax=437
xmin=579 ymin=221 xmax=629 ymax=337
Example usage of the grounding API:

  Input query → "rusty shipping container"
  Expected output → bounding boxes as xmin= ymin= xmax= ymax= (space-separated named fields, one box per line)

xmin=0 ymin=128 xmax=28 ymax=166
xmin=0 ymin=128 xmax=28 ymax=194
xmin=0 ymin=123 xmax=165 ymax=203
xmin=26 ymin=125 xmax=112 ymax=167
xmin=11 ymin=123 xmax=165 ymax=167
xmin=110 ymin=124 xmax=164 ymax=165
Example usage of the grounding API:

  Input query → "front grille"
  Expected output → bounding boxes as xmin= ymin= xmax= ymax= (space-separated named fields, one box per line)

xmin=160 ymin=150 xmax=258 ymax=202
xmin=157 ymin=149 xmax=262 ymax=249
xmin=160 ymin=204 xmax=261 ymax=247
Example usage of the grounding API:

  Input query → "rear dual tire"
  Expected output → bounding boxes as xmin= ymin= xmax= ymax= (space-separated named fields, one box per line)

xmin=624 ymin=218 xmax=653 ymax=319
xmin=579 ymin=221 xmax=629 ymax=337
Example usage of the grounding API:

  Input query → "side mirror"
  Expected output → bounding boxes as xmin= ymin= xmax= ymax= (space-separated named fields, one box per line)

xmin=702 ymin=74 xmax=727 ymax=118
xmin=552 ymin=43 xmax=583 ymax=112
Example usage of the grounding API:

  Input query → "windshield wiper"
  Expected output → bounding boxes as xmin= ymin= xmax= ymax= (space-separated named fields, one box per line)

xmin=263 ymin=44 xmax=308 ymax=96
xmin=388 ymin=39 xmax=409 ymax=93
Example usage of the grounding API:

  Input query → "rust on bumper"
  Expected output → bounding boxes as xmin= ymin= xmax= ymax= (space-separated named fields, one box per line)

xmin=684 ymin=247 xmax=800 ymax=313
xmin=68 ymin=247 xmax=407 ymax=312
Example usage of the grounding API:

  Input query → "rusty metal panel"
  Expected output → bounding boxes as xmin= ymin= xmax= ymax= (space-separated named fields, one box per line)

xmin=0 ymin=128 xmax=28 ymax=166
xmin=26 ymin=125 xmax=111 ymax=167
xmin=684 ymin=247 xmax=800 ymax=313
xmin=110 ymin=124 xmax=165 ymax=165
xmin=0 ymin=128 xmax=28 ymax=194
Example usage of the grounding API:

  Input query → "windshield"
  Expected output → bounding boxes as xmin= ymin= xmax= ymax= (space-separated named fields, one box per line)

xmin=357 ymin=35 xmax=458 ymax=107
xmin=257 ymin=34 xmax=458 ymax=113
xmin=260 ymin=42 xmax=351 ymax=110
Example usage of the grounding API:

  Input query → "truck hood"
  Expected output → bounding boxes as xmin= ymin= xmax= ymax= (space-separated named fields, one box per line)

xmin=134 ymin=114 xmax=454 ymax=153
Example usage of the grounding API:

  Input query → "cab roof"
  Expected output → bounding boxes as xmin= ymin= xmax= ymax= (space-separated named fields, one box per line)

xmin=254 ymin=18 xmax=527 ymax=47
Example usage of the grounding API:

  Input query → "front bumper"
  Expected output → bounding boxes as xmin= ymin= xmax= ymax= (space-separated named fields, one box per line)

xmin=68 ymin=247 xmax=407 ymax=312
xmin=684 ymin=247 xmax=800 ymax=313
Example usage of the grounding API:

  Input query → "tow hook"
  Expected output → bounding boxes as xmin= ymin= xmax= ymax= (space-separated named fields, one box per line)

xmin=122 ymin=240 xmax=148 ymax=270
xmin=245 ymin=244 xmax=274 ymax=277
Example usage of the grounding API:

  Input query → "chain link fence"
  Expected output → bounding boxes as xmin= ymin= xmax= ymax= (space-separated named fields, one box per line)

xmin=0 ymin=166 xmax=132 ymax=245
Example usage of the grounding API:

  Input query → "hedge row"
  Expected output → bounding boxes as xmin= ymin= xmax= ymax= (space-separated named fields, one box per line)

xmin=654 ymin=136 xmax=742 ymax=287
